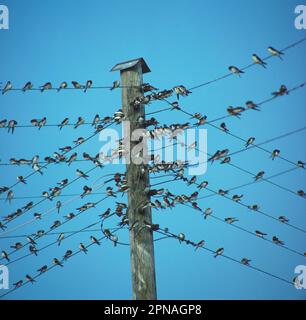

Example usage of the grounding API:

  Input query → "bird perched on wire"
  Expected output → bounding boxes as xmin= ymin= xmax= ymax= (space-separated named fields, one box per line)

xmin=214 ymin=247 xmax=224 ymax=258
xmin=197 ymin=180 xmax=208 ymax=189
xmin=76 ymin=169 xmax=89 ymax=179
xmin=37 ymin=265 xmax=48 ymax=274
xmin=91 ymin=114 xmax=100 ymax=128
xmin=203 ymin=208 xmax=213 ymax=219
xmin=227 ymin=106 xmax=245 ymax=117
xmin=53 ymin=258 xmax=64 ymax=267
xmin=10 ymin=242 xmax=23 ymax=250
xmin=58 ymin=118 xmax=69 ymax=130
xmin=81 ymin=185 xmax=92 ymax=198
xmin=74 ymin=117 xmax=85 ymax=129
xmin=278 ymin=215 xmax=289 ymax=223
xmin=194 ymin=240 xmax=205 ymax=251
xmin=90 ymin=236 xmax=100 ymax=245
xmin=67 ymin=152 xmax=77 ymax=166
xmin=0 ymin=119 xmax=7 ymax=128
xmin=173 ymin=85 xmax=191 ymax=100
xmin=63 ymin=250 xmax=73 ymax=261
xmin=13 ymin=280 xmax=23 ymax=288
xmin=252 ymin=54 xmax=267 ymax=68
xmin=84 ymin=80 xmax=93 ymax=92
xmin=225 ymin=217 xmax=239 ymax=224
xmin=2 ymin=81 xmax=12 ymax=94
xmin=6 ymin=190 xmax=13 ymax=204
xmin=270 ymin=149 xmax=280 ymax=160
xmin=220 ymin=156 xmax=231 ymax=164
xmin=8 ymin=120 xmax=17 ymax=134
xmin=17 ymin=176 xmax=27 ymax=184
xmin=26 ymin=274 xmax=36 ymax=283
xmin=40 ymin=82 xmax=52 ymax=92
xmin=22 ymin=81 xmax=33 ymax=92
xmin=110 ymin=80 xmax=120 ymax=91
xmin=254 ymin=171 xmax=265 ymax=181
xmin=297 ymin=190 xmax=306 ymax=197
xmin=220 ymin=122 xmax=229 ymax=133
xmin=72 ymin=81 xmax=84 ymax=89
xmin=232 ymin=194 xmax=243 ymax=202
xmin=272 ymin=85 xmax=288 ymax=97
xmin=297 ymin=161 xmax=305 ymax=168
xmin=272 ymin=236 xmax=285 ymax=246
xmin=245 ymin=100 xmax=260 ymax=111
xmin=245 ymin=137 xmax=255 ymax=147
xmin=241 ymin=258 xmax=251 ymax=266
xmin=1 ymin=250 xmax=9 ymax=262
xmin=268 ymin=47 xmax=284 ymax=59
xmin=255 ymin=230 xmax=267 ymax=238
xmin=194 ymin=116 xmax=207 ymax=127
xmin=142 ymin=83 xmax=158 ymax=92
xmin=57 ymin=233 xmax=65 ymax=246
xmin=29 ymin=245 xmax=38 ymax=256
xmin=79 ymin=243 xmax=88 ymax=254
xmin=57 ymin=81 xmax=68 ymax=92
xmin=228 ymin=66 xmax=244 ymax=77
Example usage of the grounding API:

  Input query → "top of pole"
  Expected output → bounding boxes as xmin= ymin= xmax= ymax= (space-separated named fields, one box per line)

xmin=110 ymin=57 xmax=151 ymax=73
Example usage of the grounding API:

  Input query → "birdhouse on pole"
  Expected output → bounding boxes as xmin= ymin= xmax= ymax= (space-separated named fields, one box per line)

xmin=110 ymin=57 xmax=151 ymax=74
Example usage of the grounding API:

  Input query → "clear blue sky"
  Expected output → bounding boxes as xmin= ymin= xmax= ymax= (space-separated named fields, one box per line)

xmin=0 ymin=0 xmax=305 ymax=299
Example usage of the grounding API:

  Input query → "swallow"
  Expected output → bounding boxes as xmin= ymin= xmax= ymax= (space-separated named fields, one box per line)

xmin=188 ymin=176 xmax=197 ymax=185
xmin=272 ymin=85 xmax=288 ymax=97
xmin=63 ymin=250 xmax=73 ymax=261
xmin=27 ymin=236 xmax=37 ymax=245
xmin=57 ymin=179 xmax=68 ymax=187
xmin=59 ymin=145 xmax=72 ymax=153
xmin=220 ymin=122 xmax=229 ymax=133
xmin=297 ymin=190 xmax=305 ymax=197
xmin=218 ymin=189 xmax=228 ymax=196
xmin=13 ymin=280 xmax=23 ymax=288
xmin=272 ymin=236 xmax=284 ymax=245
xmin=33 ymin=163 xmax=43 ymax=175
xmin=57 ymin=233 xmax=65 ymax=246
xmin=232 ymin=194 xmax=243 ymax=202
xmin=228 ymin=66 xmax=244 ymax=77
xmin=57 ymin=81 xmax=68 ymax=92
xmin=1 ymin=250 xmax=9 ymax=262
xmin=64 ymin=213 xmax=75 ymax=220
xmin=74 ymin=117 xmax=85 ymax=129
xmin=278 ymin=215 xmax=289 ymax=223
xmin=173 ymin=85 xmax=191 ymax=100
xmin=270 ymin=149 xmax=280 ymax=160
xmin=76 ymin=169 xmax=89 ymax=179
xmin=111 ymin=235 xmax=118 ymax=247
xmin=142 ymin=83 xmax=158 ymax=92
xmin=225 ymin=217 xmax=239 ymax=224
xmin=255 ymin=230 xmax=267 ymax=238
xmin=2 ymin=81 xmax=12 ymax=94
xmin=214 ymin=247 xmax=224 ymax=258
xmin=50 ymin=187 xmax=61 ymax=198
xmin=22 ymin=81 xmax=33 ymax=92
xmin=0 ymin=222 xmax=7 ymax=230
xmin=197 ymin=181 xmax=208 ymax=189
xmin=67 ymin=152 xmax=77 ymax=166
xmin=176 ymin=233 xmax=185 ymax=243
xmin=110 ymin=80 xmax=120 ymax=91
xmin=254 ymin=171 xmax=265 ymax=181
xmin=10 ymin=242 xmax=23 ymax=250
xmin=99 ymin=208 xmax=111 ymax=219
xmin=58 ymin=118 xmax=69 ymax=130
xmin=29 ymin=245 xmax=38 ymax=256
xmin=22 ymin=202 xmax=33 ymax=211
xmin=8 ymin=120 xmax=17 ymax=134
xmin=106 ymin=187 xmax=116 ymax=197
xmin=17 ymin=176 xmax=27 ymax=184
xmin=80 ymin=185 xmax=92 ymax=198
xmin=252 ymin=54 xmax=267 ymax=68
xmin=248 ymin=204 xmax=259 ymax=211
xmin=245 ymin=100 xmax=260 ymax=111
xmin=203 ymin=208 xmax=213 ymax=219
xmin=194 ymin=116 xmax=207 ymax=127
xmin=6 ymin=190 xmax=13 ymax=204
xmin=72 ymin=81 xmax=84 ymax=89
xmin=55 ymin=200 xmax=61 ymax=213
xmin=241 ymin=258 xmax=251 ymax=266
xmin=90 ymin=236 xmax=100 ymax=245
xmin=37 ymin=265 xmax=48 ymax=274
xmin=79 ymin=243 xmax=88 ymax=254
xmin=268 ymin=46 xmax=284 ymax=59
xmin=76 ymin=202 xmax=96 ymax=212
xmin=191 ymin=202 xmax=202 ymax=211
xmin=26 ymin=274 xmax=36 ymax=283
xmin=227 ymin=106 xmax=245 ymax=117
xmin=245 ymin=137 xmax=255 ymax=147
xmin=53 ymin=258 xmax=64 ymax=267
xmin=33 ymin=212 xmax=42 ymax=220
xmin=91 ymin=114 xmax=100 ymax=128
xmin=40 ymin=82 xmax=52 ymax=92
xmin=297 ymin=161 xmax=305 ymax=168
xmin=0 ymin=119 xmax=7 ymax=128
xmin=84 ymin=80 xmax=93 ymax=92
xmin=220 ymin=156 xmax=231 ymax=164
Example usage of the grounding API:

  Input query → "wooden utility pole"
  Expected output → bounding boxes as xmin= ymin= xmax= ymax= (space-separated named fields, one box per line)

xmin=111 ymin=58 xmax=157 ymax=300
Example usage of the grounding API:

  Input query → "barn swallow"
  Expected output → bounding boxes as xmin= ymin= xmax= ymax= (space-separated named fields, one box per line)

xmin=58 ymin=118 xmax=69 ymax=130
xmin=22 ymin=81 xmax=33 ymax=92
xmin=13 ymin=280 xmax=23 ymax=288
xmin=10 ymin=242 xmax=23 ymax=250
xmin=220 ymin=122 xmax=229 ymax=133
xmin=67 ymin=152 xmax=77 ymax=165
xmin=2 ymin=81 xmax=12 ymax=94
xmin=106 ymin=187 xmax=116 ymax=197
xmin=272 ymin=85 xmax=288 ymax=97
xmin=270 ymin=149 xmax=280 ymax=160
xmin=225 ymin=217 xmax=239 ymax=224
xmin=248 ymin=204 xmax=259 ymax=211
xmin=214 ymin=248 xmax=224 ymax=258
xmin=63 ymin=250 xmax=73 ymax=260
xmin=241 ymin=258 xmax=251 ymax=266
xmin=1 ymin=250 xmax=9 ymax=261
xmin=29 ymin=245 xmax=38 ymax=256
xmin=92 ymin=114 xmax=100 ymax=127
xmin=268 ymin=47 xmax=284 ymax=59
xmin=272 ymin=236 xmax=284 ymax=245
xmin=57 ymin=179 xmax=68 ymax=187
xmin=197 ymin=181 xmax=208 ymax=189
xmin=26 ymin=274 xmax=36 ymax=283
xmin=297 ymin=190 xmax=305 ymax=197
xmin=72 ymin=81 xmax=84 ymax=89
xmin=59 ymin=145 xmax=72 ymax=153
xmin=142 ymin=83 xmax=158 ymax=92
xmin=228 ymin=66 xmax=244 ymax=77
xmin=227 ymin=106 xmax=245 ymax=117
xmin=79 ymin=243 xmax=88 ymax=254
xmin=64 ymin=213 xmax=75 ymax=220
xmin=37 ymin=265 xmax=48 ymax=274
xmin=34 ymin=212 xmax=42 ymax=220
xmin=57 ymin=81 xmax=68 ymax=92
xmin=6 ymin=190 xmax=13 ymax=204
xmin=173 ymin=85 xmax=191 ymax=100
xmin=252 ymin=54 xmax=267 ymax=68
xmin=57 ymin=233 xmax=65 ymax=246
xmin=8 ymin=120 xmax=17 ymax=134
xmin=40 ymin=82 xmax=52 ymax=92
xmin=278 ymin=215 xmax=289 ymax=223
xmin=99 ymin=208 xmax=111 ymax=219
xmin=221 ymin=156 xmax=231 ymax=164
xmin=0 ymin=119 xmax=7 ymax=127
xmin=194 ymin=116 xmax=207 ymax=127
xmin=111 ymin=235 xmax=118 ymax=247
xmin=55 ymin=201 xmax=62 ymax=213
xmin=110 ymin=80 xmax=120 ymax=91
xmin=76 ymin=169 xmax=89 ymax=179
xmin=190 ymin=112 xmax=202 ymax=120
xmin=191 ymin=202 xmax=202 ymax=211
xmin=17 ymin=176 xmax=27 ymax=184
xmin=194 ymin=240 xmax=205 ymax=251
xmin=254 ymin=171 xmax=265 ymax=181
xmin=245 ymin=100 xmax=260 ymax=111
xmin=27 ymin=236 xmax=37 ymax=245
xmin=84 ymin=80 xmax=93 ymax=92
xmin=0 ymin=222 xmax=7 ymax=230
xmin=297 ymin=161 xmax=305 ymax=168
xmin=53 ymin=258 xmax=63 ymax=267
xmin=203 ymin=208 xmax=213 ymax=219
xmin=80 ymin=185 xmax=92 ymax=198
xmin=188 ymin=176 xmax=197 ymax=185
xmin=255 ymin=230 xmax=267 ymax=238
xmin=178 ymin=233 xmax=185 ymax=243
xmin=33 ymin=163 xmax=43 ymax=175
xmin=218 ymin=189 xmax=229 ymax=196
xmin=232 ymin=194 xmax=243 ymax=202
xmin=245 ymin=137 xmax=255 ymax=147
xmin=90 ymin=236 xmax=100 ymax=245
xmin=74 ymin=117 xmax=85 ymax=129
